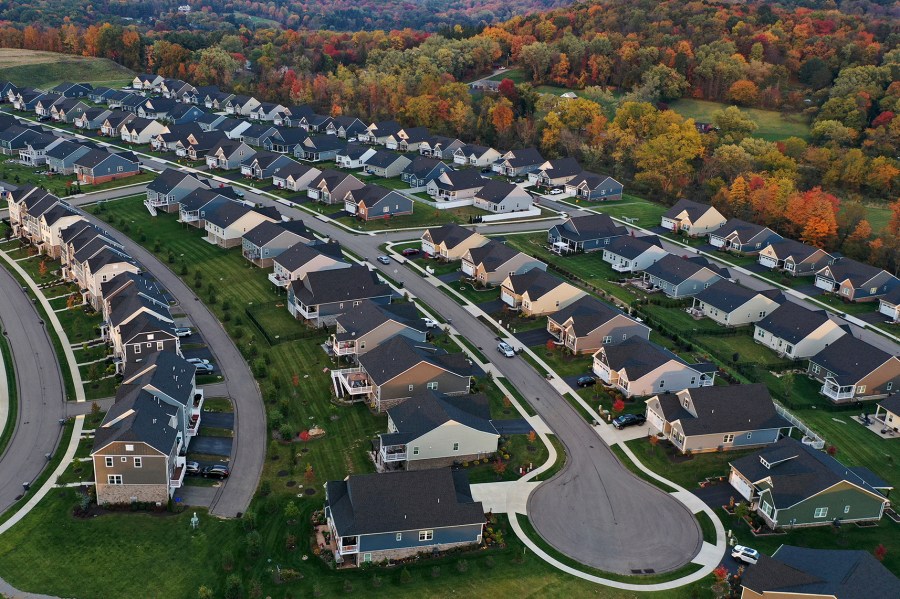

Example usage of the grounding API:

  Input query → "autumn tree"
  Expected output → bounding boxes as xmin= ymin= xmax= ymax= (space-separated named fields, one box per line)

xmin=490 ymin=98 xmax=514 ymax=135
xmin=728 ymin=80 xmax=760 ymax=105
xmin=712 ymin=106 xmax=758 ymax=144
xmin=843 ymin=220 xmax=873 ymax=260
xmin=635 ymin=119 xmax=704 ymax=197
xmin=786 ymin=188 xmax=840 ymax=248
xmin=492 ymin=458 xmax=508 ymax=479
xmin=612 ymin=399 xmax=625 ymax=414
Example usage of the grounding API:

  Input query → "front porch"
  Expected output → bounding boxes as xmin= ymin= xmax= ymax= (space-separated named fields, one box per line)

xmin=187 ymin=389 xmax=205 ymax=437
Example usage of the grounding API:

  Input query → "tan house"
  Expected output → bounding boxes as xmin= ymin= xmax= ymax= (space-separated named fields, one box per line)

xmin=329 ymin=300 xmax=428 ymax=359
xmin=83 ymin=247 xmax=141 ymax=310
xmin=691 ymin=280 xmax=783 ymax=327
xmin=461 ymin=240 xmax=546 ymax=287
xmin=420 ymin=223 xmax=487 ymax=261
xmin=269 ymin=241 xmax=349 ymax=288
xmin=333 ymin=336 xmax=472 ymax=412
xmin=660 ymin=199 xmax=726 ymax=237
xmin=37 ymin=204 xmax=85 ymax=258
xmin=754 ymin=303 xmax=846 ymax=360
xmin=807 ymin=335 xmax=900 ymax=403
xmin=547 ymin=295 xmax=650 ymax=355
xmin=874 ymin=397 xmax=900 ymax=435
xmin=499 ymin=269 xmax=585 ymax=317
xmin=204 ymin=203 xmax=278 ymax=249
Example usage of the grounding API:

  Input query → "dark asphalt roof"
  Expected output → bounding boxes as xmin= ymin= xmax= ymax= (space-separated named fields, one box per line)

xmin=385 ymin=391 xmax=497 ymax=437
xmin=539 ymin=156 xmax=581 ymax=178
xmin=710 ymin=217 xmax=769 ymax=241
xmin=808 ymin=335 xmax=896 ymax=386
xmin=335 ymin=300 xmax=425 ymax=340
xmin=93 ymin=390 xmax=179 ymax=455
xmin=292 ymin=265 xmax=390 ymax=306
xmin=755 ymin=303 xmax=837 ymax=344
xmin=729 ymin=437 xmax=889 ymax=509
xmin=146 ymin=168 xmax=203 ymax=193
xmin=456 ymin=144 xmax=491 ymax=157
xmin=475 ymin=179 xmax=519 ymax=202
xmin=552 ymin=213 xmax=625 ymax=241
xmin=108 ymin=290 xmax=171 ymax=328
xmin=423 ymin=223 xmax=481 ymax=250
xmin=565 ymin=171 xmax=617 ymax=190
xmin=73 ymin=149 xmax=117 ymax=169
xmin=243 ymin=221 xmax=297 ymax=247
xmin=40 ymin=203 xmax=79 ymax=227
xmin=275 ymin=241 xmax=347 ymax=272
xmin=358 ymin=336 xmax=471 ymax=386
xmin=117 ymin=312 xmax=176 ymax=345
xmin=879 ymin=395 xmax=900 ymax=416
xmin=433 ymin=168 xmax=485 ymax=191
xmin=397 ymin=126 xmax=430 ymax=143
xmin=821 ymin=257 xmax=892 ymax=285
xmin=654 ymin=384 xmax=789 ymax=436
xmin=45 ymin=140 xmax=88 ymax=160
xmin=85 ymin=246 xmax=136 ymax=273
xmin=325 ymin=469 xmax=484 ymax=537
xmin=548 ymin=295 xmax=632 ymax=336
xmin=402 ymin=155 xmax=445 ymax=178
xmin=503 ymin=268 xmax=567 ymax=300
xmin=693 ymin=279 xmax=783 ymax=313
xmin=368 ymin=120 xmax=402 ymax=136
xmin=338 ymin=143 xmax=370 ymax=160
xmin=123 ymin=351 xmax=196 ymax=407
xmin=644 ymin=254 xmax=723 ymax=285
xmin=178 ymin=189 xmax=230 ymax=212
xmin=762 ymin=238 xmax=826 ymax=261
xmin=604 ymin=235 xmax=664 ymax=260
xmin=365 ymin=149 xmax=408 ymax=168
xmin=501 ymin=147 xmax=543 ymax=167
xmin=100 ymin=272 xmax=167 ymax=307
xmin=465 ymin=239 xmax=521 ymax=271
xmin=882 ymin=285 xmax=900 ymax=305
xmin=601 ymin=337 xmax=687 ymax=380
xmin=302 ymin=134 xmax=346 ymax=152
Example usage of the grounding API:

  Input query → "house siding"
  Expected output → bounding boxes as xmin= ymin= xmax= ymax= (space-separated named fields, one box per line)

xmin=93 ymin=442 xmax=170 ymax=504
xmin=471 ymin=255 xmax=546 ymax=287
xmin=754 ymin=321 xmax=845 ymax=359
xmin=764 ymin=482 xmax=886 ymax=528
xmin=376 ymin=364 xmax=470 ymax=412
xmin=406 ymin=422 xmax=498 ymax=466
xmin=357 ymin=523 xmax=483 ymax=560
xmin=674 ymin=426 xmax=783 ymax=454
xmin=696 ymin=295 xmax=780 ymax=327
xmin=550 ymin=315 xmax=650 ymax=355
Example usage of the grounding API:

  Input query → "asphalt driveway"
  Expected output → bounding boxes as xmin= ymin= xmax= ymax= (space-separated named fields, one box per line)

xmin=190 ymin=436 xmax=233 ymax=457
xmin=513 ymin=328 xmax=553 ymax=346
xmin=202 ymin=411 xmax=234 ymax=429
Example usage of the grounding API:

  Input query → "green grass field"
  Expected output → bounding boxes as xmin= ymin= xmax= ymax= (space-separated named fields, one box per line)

xmin=0 ymin=49 xmax=134 ymax=89
xmin=487 ymin=68 xmax=527 ymax=83
xmin=666 ymin=98 xmax=811 ymax=141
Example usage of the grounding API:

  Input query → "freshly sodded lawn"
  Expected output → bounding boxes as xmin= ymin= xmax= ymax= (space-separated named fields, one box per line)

xmin=666 ymin=98 xmax=811 ymax=141
xmin=557 ymin=193 xmax=669 ymax=226
xmin=531 ymin=346 xmax=593 ymax=378
xmin=54 ymin=306 xmax=102 ymax=344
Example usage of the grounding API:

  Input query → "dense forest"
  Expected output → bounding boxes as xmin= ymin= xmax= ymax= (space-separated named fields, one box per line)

xmin=0 ymin=0 xmax=898 ymax=271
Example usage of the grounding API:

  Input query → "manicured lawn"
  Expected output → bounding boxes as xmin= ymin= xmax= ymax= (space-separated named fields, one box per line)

xmin=453 ymin=279 xmax=500 ymax=305
xmin=624 ymin=438 xmax=758 ymax=490
xmin=531 ymin=346 xmax=593 ymax=378
xmin=336 ymin=205 xmax=487 ymax=232
xmin=78 ymin=171 xmax=157 ymax=193
xmin=82 ymin=373 xmax=120 ymax=401
xmin=639 ymin=302 xmax=723 ymax=336
xmin=810 ymin=292 xmax=878 ymax=315
xmin=467 ymin=434 xmax=548 ymax=483
xmin=666 ymin=98 xmax=811 ymax=141
xmin=16 ymin=254 xmax=62 ymax=285
xmin=558 ymin=193 xmax=669 ymax=227
xmin=856 ymin=203 xmax=893 ymax=232
xmin=0 ymin=49 xmax=134 ymax=88
xmin=692 ymin=332 xmax=786 ymax=368
xmin=54 ymin=305 xmax=102 ymax=344
xmin=0 ymin=155 xmax=76 ymax=197
xmin=487 ymin=69 xmax=527 ymax=83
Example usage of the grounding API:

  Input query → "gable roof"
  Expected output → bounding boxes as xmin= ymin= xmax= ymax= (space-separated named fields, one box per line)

xmin=358 ymin=336 xmax=471 ymax=385
xmin=756 ymin=303 xmax=839 ymax=344
xmin=92 ymin=390 xmax=179 ymax=455
xmin=556 ymin=214 xmax=626 ymax=241
xmin=710 ymin=217 xmax=776 ymax=243
xmin=291 ymin=265 xmax=390 ymax=306
xmin=548 ymin=295 xmax=631 ymax=335
xmin=762 ymin=238 xmax=827 ymax=262
xmin=402 ymin=155 xmax=446 ymax=178
xmin=385 ymin=391 xmax=496 ymax=438
xmin=501 ymin=147 xmax=544 ymax=167
xmin=654 ymin=384 xmax=788 ymax=436
xmin=822 ymin=257 xmax=894 ymax=286
xmin=146 ymin=168 xmax=205 ymax=194
xmin=504 ymin=268 xmax=567 ymax=300
xmin=663 ymin=199 xmax=716 ymax=221
xmin=465 ymin=239 xmax=521 ymax=271
xmin=100 ymin=272 xmax=167 ymax=307
xmin=644 ymin=254 xmax=725 ymax=284
xmin=693 ymin=279 xmax=783 ymax=313
xmin=538 ymin=156 xmax=581 ymax=177
xmin=475 ymin=179 xmax=521 ymax=202
xmin=423 ymin=223 xmax=480 ymax=250
xmin=365 ymin=149 xmax=407 ymax=168
xmin=605 ymin=234 xmax=664 ymax=259
xmin=325 ymin=469 xmax=483 ymax=537
xmin=432 ymin=168 xmax=485 ymax=191
xmin=275 ymin=241 xmax=346 ymax=272
xmin=335 ymin=300 xmax=425 ymax=341
xmin=117 ymin=311 xmax=176 ymax=345
xmin=601 ymin=337 xmax=690 ymax=380
xmin=809 ymin=335 xmax=897 ymax=386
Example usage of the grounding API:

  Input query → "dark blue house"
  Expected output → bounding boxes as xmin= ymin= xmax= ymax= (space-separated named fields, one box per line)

xmin=287 ymin=265 xmax=391 ymax=326
xmin=325 ymin=469 xmax=485 ymax=566
xmin=547 ymin=213 xmax=627 ymax=254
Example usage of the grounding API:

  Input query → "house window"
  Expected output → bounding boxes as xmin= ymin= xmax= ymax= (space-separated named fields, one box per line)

xmin=622 ymin=334 xmax=628 ymax=340
xmin=134 ymin=344 xmax=141 ymax=354
xmin=746 ymin=432 xmax=752 ymax=439
xmin=105 ymin=457 xmax=114 ymax=468
xmin=841 ymin=287 xmax=850 ymax=296
xmin=603 ymin=336 xmax=612 ymax=344
xmin=412 ymin=446 xmax=419 ymax=455
xmin=690 ymin=377 xmax=696 ymax=386
xmin=134 ymin=457 xmax=142 ymax=468
xmin=723 ymin=434 xmax=735 ymax=443
xmin=844 ymin=505 xmax=851 ymax=514
xmin=396 ymin=533 xmax=402 ymax=541
xmin=157 ymin=342 xmax=164 ymax=351
xmin=108 ymin=475 xmax=123 ymax=485
xmin=419 ymin=530 xmax=433 ymax=542
xmin=857 ymin=385 xmax=866 ymax=394
xmin=408 ymin=384 xmax=414 ymax=392
xmin=427 ymin=382 xmax=438 ymax=390
xmin=888 ymin=382 xmax=893 ymax=391
xmin=359 ymin=341 xmax=366 ymax=350
xmin=814 ymin=507 xmax=828 ymax=519
xmin=659 ymin=380 xmax=665 ymax=388
xmin=811 ymin=364 xmax=820 ymax=374
xmin=452 ymin=442 xmax=459 ymax=451
xmin=121 ymin=457 xmax=127 ymax=462
xmin=761 ymin=501 xmax=773 ymax=517
xmin=363 ymin=553 xmax=372 ymax=563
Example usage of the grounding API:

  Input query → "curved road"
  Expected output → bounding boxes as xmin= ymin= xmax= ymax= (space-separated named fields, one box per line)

xmin=0 ymin=263 xmax=66 ymax=515
xmin=78 ymin=213 xmax=266 ymax=518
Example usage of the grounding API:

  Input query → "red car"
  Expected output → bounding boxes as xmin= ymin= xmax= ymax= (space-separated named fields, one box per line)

xmin=401 ymin=248 xmax=420 ymax=256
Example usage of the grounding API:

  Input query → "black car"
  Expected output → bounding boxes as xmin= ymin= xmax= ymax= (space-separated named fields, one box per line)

xmin=612 ymin=413 xmax=646 ymax=429
xmin=202 ymin=465 xmax=230 ymax=479
xmin=576 ymin=375 xmax=596 ymax=388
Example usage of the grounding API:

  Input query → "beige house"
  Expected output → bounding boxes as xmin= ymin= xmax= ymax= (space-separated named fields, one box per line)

xmin=83 ymin=248 xmax=141 ymax=310
xmin=204 ymin=203 xmax=278 ymax=249
xmin=37 ymin=204 xmax=85 ymax=258
xmin=660 ymin=199 xmax=726 ymax=237
xmin=269 ymin=241 xmax=349 ymax=288
xmin=754 ymin=303 xmax=846 ymax=360
xmin=420 ymin=224 xmax=487 ymax=261
xmin=547 ymin=295 xmax=650 ymax=355
xmin=691 ymin=280 xmax=783 ymax=327
xmin=329 ymin=300 xmax=428 ymax=359
xmin=377 ymin=392 xmax=499 ymax=471
xmin=500 ymin=269 xmax=585 ymax=317
xmin=461 ymin=240 xmax=546 ymax=287
xmin=593 ymin=337 xmax=715 ymax=398
xmin=807 ymin=335 xmax=900 ymax=403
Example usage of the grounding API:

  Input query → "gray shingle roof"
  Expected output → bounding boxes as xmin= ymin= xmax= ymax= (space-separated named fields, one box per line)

xmin=465 ymin=239 xmax=521 ymax=271
xmin=385 ymin=391 xmax=497 ymax=438
xmin=146 ymin=168 xmax=204 ymax=194
xmin=402 ymin=155 xmax=445 ymax=178
xmin=605 ymin=235 xmax=663 ymax=260
xmin=275 ymin=241 xmax=346 ymax=272
xmin=118 ymin=312 xmax=176 ymax=345
xmin=335 ymin=300 xmax=425 ymax=341
xmin=92 ymin=390 xmax=179 ymax=455
xmin=365 ymin=149 xmax=406 ymax=168
xmin=504 ymin=268 xmax=566 ymax=300
xmin=433 ymin=168 xmax=485 ymax=191
xmin=554 ymin=214 xmax=625 ymax=241
xmin=548 ymin=295 xmax=629 ymax=336
xmin=100 ymin=272 xmax=167 ymax=307
xmin=654 ymin=384 xmax=788 ymax=436
xmin=423 ymin=223 xmax=479 ymax=250
xmin=755 ymin=303 xmax=837 ymax=344
xmin=292 ymin=265 xmax=390 ymax=306
xmin=601 ymin=337 xmax=688 ymax=379
xmin=539 ymin=157 xmax=581 ymax=178
xmin=808 ymin=335 xmax=896 ymax=386
xmin=325 ymin=469 xmax=484 ymax=537
xmin=475 ymin=179 xmax=518 ymax=202
xmin=358 ymin=336 xmax=471 ymax=385
xmin=762 ymin=238 xmax=825 ymax=262
xmin=693 ymin=279 xmax=783 ymax=313
xmin=643 ymin=254 xmax=724 ymax=285
xmin=122 ymin=351 xmax=196 ymax=407
xmin=502 ymin=147 xmax=543 ymax=167
xmin=821 ymin=257 xmax=893 ymax=286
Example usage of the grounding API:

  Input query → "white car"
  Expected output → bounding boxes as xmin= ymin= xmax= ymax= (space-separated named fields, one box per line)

xmin=423 ymin=318 xmax=439 ymax=329
xmin=497 ymin=342 xmax=515 ymax=357
xmin=186 ymin=357 xmax=211 ymax=366
xmin=549 ymin=188 xmax=563 ymax=195
xmin=731 ymin=545 xmax=760 ymax=565
xmin=174 ymin=327 xmax=192 ymax=337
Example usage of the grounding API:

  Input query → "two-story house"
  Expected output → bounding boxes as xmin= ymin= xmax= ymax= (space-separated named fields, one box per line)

xmin=269 ymin=241 xmax=349 ymax=288
xmin=145 ymin=168 xmax=209 ymax=213
xmin=641 ymin=255 xmax=727 ymax=299
xmin=547 ymin=295 xmax=650 ymax=355
xmin=241 ymin=220 xmax=312 ymax=268
xmin=461 ymin=240 xmax=547 ymax=287
xmin=662 ymin=199 xmax=729 ymax=238
xmin=343 ymin=184 xmax=414 ymax=221
xmin=204 ymin=202 xmax=279 ymax=249
xmin=287 ymin=265 xmax=392 ymax=327
xmin=329 ymin=300 xmax=428 ymax=360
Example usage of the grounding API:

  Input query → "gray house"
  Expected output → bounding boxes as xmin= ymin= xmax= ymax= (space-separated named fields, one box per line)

xmin=645 ymin=384 xmax=791 ymax=454
xmin=492 ymin=147 xmax=545 ymax=177
xmin=74 ymin=108 xmax=112 ymax=130
xmin=324 ymin=469 xmax=484 ymax=567
xmin=642 ymin=255 xmax=727 ymax=299
xmin=365 ymin=150 xmax=412 ymax=178
xmin=145 ymin=169 xmax=209 ymax=213
xmin=344 ymin=184 xmax=413 ymax=222
xmin=758 ymin=238 xmax=834 ymax=277
xmin=401 ymin=156 xmax=449 ymax=187
xmin=240 ymin=151 xmax=298 ymax=179
xmin=240 ymin=124 xmax=278 ymax=148
xmin=297 ymin=135 xmax=347 ymax=162
xmin=307 ymin=170 xmax=365 ymax=204
xmin=547 ymin=214 xmax=627 ymax=254
xmin=593 ymin=337 xmax=716 ymax=397
xmin=205 ymin=139 xmax=255 ymax=170
xmin=287 ymin=265 xmax=392 ymax=326
xmin=473 ymin=180 xmax=533 ymax=213
xmin=45 ymin=140 xmax=92 ymax=175
xmin=241 ymin=220 xmax=312 ymax=268
xmin=563 ymin=172 xmax=624 ymax=201
xmin=709 ymin=218 xmax=783 ymax=254
xmin=329 ymin=300 xmax=428 ymax=359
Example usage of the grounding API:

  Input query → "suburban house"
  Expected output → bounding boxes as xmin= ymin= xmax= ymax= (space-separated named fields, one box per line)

xmin=461 ymin=240 xmax=547 ymax=287
xmin=50 ymin=98 xmax=89 ymax=123
xmin=418 ymin=135 xmax=465 ymax=160
xmin=592 ymin=337 xmax=716 ymax=398
xmin=176 ymin=130 xmax=228 ymax=161
xmin=52 ymin=82 xmax=92 ymax=98
xmin=218 ymin=118 xmax=251 ymax=140
xmin=33 ymin=94 xmax=62 ymax=117
xmin=814 ymin=258 xmax=898 ymax=302
xmin=337 ymin=336 xmax=472 ymax=411
xmin=645 ymin=384 xmax=791 ymax=454
xmin=426 ymin=168 xmax=486 ymax=201
xmin=269 ymin=241 xmax=349 ymax=288
xmin=324 ymin=469 xmax=484 ymax=567
xmin=74 ymin=108 xmax=112 ymax=130
xmin=260 ymin=127 xmax=307 ymax=154
xmin=473 ymin=180 xmax=533 ymax=213
xmin=0 ymin=126 xmax=47 ymax=155
xmin=274 ymin=105 xmax=312 ymax=128
xmin=364 ymin=150 xmax=412 ymax=178
xmin=74 ymin=150 xmax=141 ymax=185
xmin=421 ymin=224 xmax=488 ymax=261
xmin=240 ymin=151 xmax=297 ymax=180
xmin=272 ymin=162 xmax=321 ymax=192
xmin=100 ymin=272 xmax=169 ymax=325
xmin=807 ymin=335 xmax=900 ymax=403
xmin=453 ymin=144 xmax=501 ymax=168
xmin=728 ymin=437 xmax=891 ymax=529
xmin=239 ymin=124 xmax=278 ymax=148
xmin=329 ymin=300 xmax=428 ymax=359
xmin=166 ymin=103 xmax=206 ymax=125
xmin=119 ymin=117 xmax=168 ymax=145
xmin=100 ymin=112 xmax=135 ymax=137
xmin=249 ymin=101 xmax=287 ymax=122
xmin=37 ymin=204 xmax=85 ymax=258
xmin=690 ymin=280 xmax=783 ymax=327
xmin=106 ymin=290 xmax=175 ymax=366
xmin=360 ymin=120 xmax=403 ymax=145
xmin=385 ymin=126 xmax=431 ymax=152
xmin=874 ymin=397 xmax=900 ymax=435
xmin=82 ymin=246 xmax=141 ymax=310
xmin=113 ymin=311 xmax=179 ymax=368
xmin=499 ymin=269 xmax=585 ymax=317
xmin=709 ymin=218 xmax=783 ymax=254
xmin=296 ymin=135 xmax=347 ymax=162
xmin=739 ymin=545 xmax=900 ymax=599
xmin=754 ymin=303 xmax=846 ymax=360
xmin=204 ymin=202 xmax=279 ymax=248
xmin=331 ymin=115 xmax=367 ymax=139
xmin=528 ymin=157 xmax=583 ymax=187
xmin=195 ymin=112 xmax=228 ymax=132
xmin=758 ymin=238 xmax=835 ymax=277
xmin=87 ymin=87 xmax=116 ymax=103
xmin=225 ymin=94 xmax=261 ymax=116
xmin=377 ymin=391 xmax=499 ymax=471
xmin=298 ymin=113 xmax=334 ymax=133
xmin=45 ymin=140 xmax=92 ymax=175
xmin=492 ymin=147 xmax=544 ymax=177
xmin=132 ymin=73 xmax=165 ymax=90
xmin=177 ymin=188 xmax=232 ymax=228
xmin=343 ymin=184 xmax=413 ymax=221
xmin=18 ymin=133 xmax=61 ymax=166
xmin=547 ymin=295 xmax=650 ymax=355
xmin=335 ymin=143 xmax=376 ymax=169
xmin=205 ymin=139 xmax=255 ymax=170
xmin=145 ymin=169 xmax=209 ymax=213
xmin=137 ymin=96 xmax=178 ymax=121
xmin=660 ymin=199 xmax=727 ymax=237
xmin=287 ymin=265 xmax=392 ymax=327
xmin=563 ymin=172 xmax=624 ymax=202
xmin=159 ymin=79 xmax=193 ymax=99
xmin=400 ymin=156 xmax=449 ymax=188
xmin=547 ymin=214 xmax=627 ymax=254
xmin=641 ymin=255 xmax=727 ymax=299
xmin=878 ymin=286 xmax=900 ymax=323
xmin=307 ymin=170 xmax=365 ymax=204
xmin=241 ymin=220 xmax=312 ymax=268
xmin=601 ymin=235 xmax=668 ymax=273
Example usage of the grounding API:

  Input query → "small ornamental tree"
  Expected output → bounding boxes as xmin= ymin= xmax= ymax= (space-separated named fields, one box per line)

xmin=67 ymin=293 xmax=78 ymax=309
xmin=299 ymin=430 xmax=311 ymax=442
xmin=874 ymin=543 xmax=887 ymax=561
xmin=527 ymin=430 xmax=537 ymax=444
xmin=38 ymin=260 xmax=48 ymax=276
xmin=612 ymin=399 xmax=625 ymax=415
xmin=545 ymin=339 xmax=556 ymax=352
xmin=493 ymin=458 xmax=507 ymax=479
xmin=292 ymin=373 xmax=300 ymax=386
xmin=305 ymin=463 xmax=315 ymax=484
xmin=826 ymin=445 xmax=838 ymax=456
xmin=284 ymin=501 xmax=299 ymax=523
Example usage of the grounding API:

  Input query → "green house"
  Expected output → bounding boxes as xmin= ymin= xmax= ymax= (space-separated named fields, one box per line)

xmin=728 ymin=438 xmax=891 ymax=529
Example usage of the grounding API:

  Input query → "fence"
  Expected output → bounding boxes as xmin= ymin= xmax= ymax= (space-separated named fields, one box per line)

xmin=774 ymin=403 xmax=825 ymax=449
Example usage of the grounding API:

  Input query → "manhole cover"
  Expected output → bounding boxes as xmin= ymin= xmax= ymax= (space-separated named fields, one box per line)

xmin=304 ymin=488 xmax=316 ymax=496
xmin=277 ymin=470 xmax=289 ymax=477
xmin=286 ymin=480 xmax=296 ymax=487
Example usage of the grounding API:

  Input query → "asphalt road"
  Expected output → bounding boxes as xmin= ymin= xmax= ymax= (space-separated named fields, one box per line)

xmin=0 ymin=264 xmax=66 ymax=514
xmin=77 ymin=210 xmax=266 ymax=518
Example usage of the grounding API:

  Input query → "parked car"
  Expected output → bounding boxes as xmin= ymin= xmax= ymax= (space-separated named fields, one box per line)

xmin=497 ymin=341 xmax=515 ymax=358
xmin=612 ymin=413 xmax=646 ymax=429
xmin=194 ymin=363 xmax=214 ymax=374
xmin=576 ymin=375 xmax=596 ymax=388
xmin=423 ymin=318 xmax=439 ymax=329
xmin=232 ymin=188 xmax=245 ymax=198
xmin=174 ymin=327 xmax=192 ymax=337
xmin=732 ymin=545 xmax=760 ymax=565
xmin=185 ymin=461 xmax=200 ymax=476
xmin=549 ymin=188 xmax=563 ymax=195
xmin=376 ymin=255 xmax=391 ymax=265
xmin=202 ymin=465 xmax=230 ymax=479
xmin=401 ymin=248 xmax=420 ymax=256
xmin=185 ymin=357 xmax=210 ymax=366
xmin=480 ymin=168 xmax=492 ymax=174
